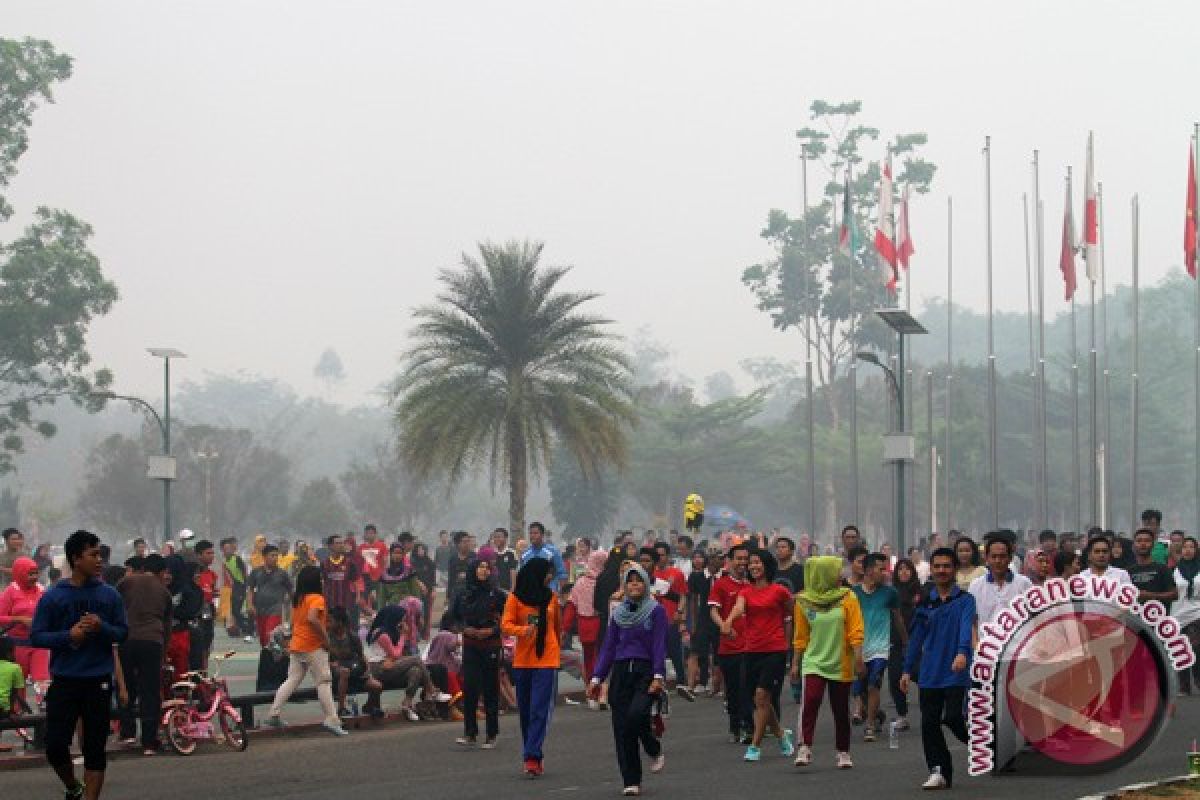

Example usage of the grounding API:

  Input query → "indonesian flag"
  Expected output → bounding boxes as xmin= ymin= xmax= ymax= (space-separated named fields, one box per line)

xmin=875 ymin=159 xmax=898 ymax=293
xmin=1081 ymin=132 xmax=1100 ymax=282
xmin=1186 ymin=142 xmax=1197 ymax=279
xmin=897 ymin=183 xmax=914 ymax=270
xmin=1060 ymin=176 xmax=1078 ymax=301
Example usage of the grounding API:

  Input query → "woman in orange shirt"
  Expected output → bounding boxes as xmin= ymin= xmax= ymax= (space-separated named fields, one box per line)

xmin=501 ymin=557 xmax=560 ymax=777
xmin=267 ymin=565 xmax=348 ymax=737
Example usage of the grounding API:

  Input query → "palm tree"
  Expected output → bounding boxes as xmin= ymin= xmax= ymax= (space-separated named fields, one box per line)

xmin=392 ymin=240 xmax=635 ymax=535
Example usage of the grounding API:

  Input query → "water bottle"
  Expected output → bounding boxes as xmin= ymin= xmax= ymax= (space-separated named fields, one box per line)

xmin=888 ymin=720 xmax=900 ymax=750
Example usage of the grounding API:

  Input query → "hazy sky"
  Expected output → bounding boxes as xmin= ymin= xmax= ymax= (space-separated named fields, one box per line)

xmin=5 ymin=1 xmax=1196 ymax=406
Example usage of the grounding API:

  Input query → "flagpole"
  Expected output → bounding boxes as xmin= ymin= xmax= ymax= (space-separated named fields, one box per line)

xmin=984 ymin=136 xmax=999 ymax=530
xmin=1099 ymin=183 xmax=1111 ymax=530
xmin=945 ymin=196 xmax=953 ymax=534
xmin=1023 ymin=193 xmax=1039 ymax=530
xmin=847 ymin=165 xmax=860 ymax=527
xmin=1068 ymin=166 xmax=1082 ymax=536
xmin=1131 ymin=193 xmax=1140 ymax=533
xmin=1089 ymin=252 xmax=1099 ymax=529
xmin=1033 ymin=151 xmax=1048 ymax=530
xmin=927 ymin=369 xmax=934 ymax=539
xmin=800 ymin=151 xmax=818 ymax=544
xmin=1194 ymin=125 xmax=1200 ymax=538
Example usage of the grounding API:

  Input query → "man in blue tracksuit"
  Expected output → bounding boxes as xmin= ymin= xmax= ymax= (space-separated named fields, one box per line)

xmin=31 ymin=530 xmax=128 ymax=800
xmin=900 ymin=546 xmax=976 ymax=791
xmin=520 ymin=522 xmax=568 ymax=591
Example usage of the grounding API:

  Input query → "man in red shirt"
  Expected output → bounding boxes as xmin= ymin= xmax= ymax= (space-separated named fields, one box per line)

xmin=190 ymin=540 xmax=218 ymax=671
xmin=709 ymin=542 xmax=752 ymax=742
xmin=357 ymin=524 xmax=388 ymax=611
xmin=650 ymin=541 xmax=693 ymax=700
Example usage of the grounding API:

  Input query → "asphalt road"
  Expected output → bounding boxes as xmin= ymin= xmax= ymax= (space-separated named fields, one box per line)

xmin=5 ymin=685 xmax=1199 ymax=799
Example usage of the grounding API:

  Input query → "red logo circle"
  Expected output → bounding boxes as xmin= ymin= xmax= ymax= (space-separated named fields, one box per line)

xmin=1004 ymin=612 xmax=1163 ymax=766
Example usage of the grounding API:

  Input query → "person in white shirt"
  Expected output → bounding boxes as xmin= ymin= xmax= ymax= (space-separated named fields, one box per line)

xmin=968 ymin=535 xmax=1033 ymax=625
xmin=1083 ymin=536 xmax=1131 ymax=585
xmin=1172 ymin=536 xmax=1200 ymax=693
xmin=907 ymin=547 xmax=931 ymax=584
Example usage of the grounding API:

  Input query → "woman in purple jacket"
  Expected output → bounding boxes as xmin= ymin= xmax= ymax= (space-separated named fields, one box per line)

xmin=587 ymin=564 xmax=668 ymax=797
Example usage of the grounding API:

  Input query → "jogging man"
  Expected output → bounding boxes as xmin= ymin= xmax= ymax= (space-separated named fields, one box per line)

xmin=710 ymin=543 xmax=753 ymax=742
xmin=900 ymin=547 xmax=975 ymax=790
xmin=851 ymin=552 xmax=902 ymax=741
xmin=968 ymin=533 xmax=1032 ymax=627
xmin=521 ymin=522 xmax=567 ymax=591
xmin=31 ymin=530 xmax=129 ymax=800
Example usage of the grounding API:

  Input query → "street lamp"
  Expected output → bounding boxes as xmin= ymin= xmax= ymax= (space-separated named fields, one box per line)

xmin=856 ymin=309 xmax=927 ymax=555
xmin=148 ymin=348 xmax=186 ymax=544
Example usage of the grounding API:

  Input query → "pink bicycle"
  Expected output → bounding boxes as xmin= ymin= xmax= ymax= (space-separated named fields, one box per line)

xmin=162 ymin=651 xmax=248 ymax=755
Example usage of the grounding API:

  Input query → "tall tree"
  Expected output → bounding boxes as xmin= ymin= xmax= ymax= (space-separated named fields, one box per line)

xmin=740 ymin=100 xmax=935 ymax=527
xmin=392 ymin=240 xmax=635 ymax=534
xmin=0 ymin=39 xmax=117 ymax=473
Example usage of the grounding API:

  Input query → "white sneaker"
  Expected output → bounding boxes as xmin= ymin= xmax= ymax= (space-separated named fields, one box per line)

xmin=587 ymin=698 xmax=600 ymax=711
xmin=793 ymin=744 xmax=812 ymax=767
xmin=836 ymin=751 xmax=853 ymax=769
xmin=650 ymin=751 xmax=665 ymax=773
xmin=431 ymin=692 xmax=454 ymax=704
xmin=622 ymin=788 xmax=641 ymax=796
xmin=321 ymin=721 xmax=349 ymax=737
xmin=243 ymin=635 xmax=254 ymax=644
xmin=922 ymin=767 xmax=948 ymax=790
xmin=401 ymin=706 xmax=420 ymax=722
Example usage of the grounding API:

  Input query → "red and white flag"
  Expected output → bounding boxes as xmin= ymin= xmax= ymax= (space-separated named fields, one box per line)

xmin=1060 ymin=177 xmax=1078 ymax=301
xmin=1186 ymin=141 xmax=1197 ymax=279
xmin=897 ymin=183 xmax=914 ymax=270
xmin=1081 ymin=131 xmax=1100 ymax=282
xmin=875 ymin=159 xmax=898 ymax=293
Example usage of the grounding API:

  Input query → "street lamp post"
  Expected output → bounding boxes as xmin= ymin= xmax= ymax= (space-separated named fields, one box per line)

xmin=857 ymin=309 xmax=927 ymax=555
xmin=148 ymin=348 xmax=186 ymax=544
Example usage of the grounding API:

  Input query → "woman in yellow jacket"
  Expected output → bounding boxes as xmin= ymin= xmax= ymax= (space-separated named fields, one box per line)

xmin=789 ymin=556 xmax=864 ymax=770
xmin=501 ymin=557 xmax=561 ymax=778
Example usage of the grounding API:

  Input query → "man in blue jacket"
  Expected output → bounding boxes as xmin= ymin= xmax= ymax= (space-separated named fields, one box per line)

xmin=520 ymin=522 xmax=567 ymax=591
xmin=31 ymin=529 xmax=128 ymax=800
xmin=900 ymin=546 xmax=976 ymax=791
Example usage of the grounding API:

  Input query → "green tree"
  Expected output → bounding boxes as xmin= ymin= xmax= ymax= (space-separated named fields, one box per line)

xmin=548 ymin=442 xmax=619 ymax=537
xmin=392 ymin=240 xmax=636 ymax=534
xmin=341 ymin=440 xmax=439 ymax=534
xmin=0 ymin=39 xmax=117 ymax=473
xmin=740 ymin=99 xmax=936 ymax=526
xmin=76 ymin=429 xmax=162 ymax=540
xmin=289 ymin=477 xmax=351 ymax=539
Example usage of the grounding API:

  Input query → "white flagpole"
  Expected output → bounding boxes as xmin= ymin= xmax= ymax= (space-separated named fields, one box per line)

xmin=1099 ymin=183 xmax=1111 ymax=530
xmin=1023 ymin=194 xmax=1039 ymax=530
xmin=1067 ymin=166 xmax=1082 ymax=535
xmin=800 ymin=152 xmax=818 ymax=544
xmin=1033 ymin=151 xmax=1048 ymax=530
xmin=1194 ymin=127 xmax=1200 ymax=537
xmin=945 ymin=196 xmax=953 ymax=534
xmin=984 ymin=136 xmax=999 ymax=529
xmin=846 ymin=166 xmax=860 ymax=527
xmin=1131 ymin=193 xmax=1140 ymax=532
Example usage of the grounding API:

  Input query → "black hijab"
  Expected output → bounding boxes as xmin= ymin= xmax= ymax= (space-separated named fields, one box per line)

xmin=457 ymin=556 xmax=502 ymax=625
xmin=513 ymin=557 xmax=553 ymax=658
xmin=367 ymin=604 xmax=406 ymax=645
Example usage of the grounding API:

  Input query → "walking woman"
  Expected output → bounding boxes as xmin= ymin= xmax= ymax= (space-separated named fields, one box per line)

xmin=501 ymin=557 xmax=561 ymax=777
xmin=723 ymin=549 xmax=795 ymax=762
xmin=569 ymin=550 xmax=607 ymax=685
xmin=1173 ymin=537 xmax=1200 ymax=693
xmin=449 ymin=556 xmax=507 ymax=746
xmin=267 ymin=565 xmax=348 ymax=736
xmin=952 ymin=537 xmax=984 ymax=591
xmin=587 ymin=564 xmax=667 ymax=797
xmin=888 ymin=558 xmax=922 ymax=731
xmin=790 ymin=555 xmax=864 ymax=770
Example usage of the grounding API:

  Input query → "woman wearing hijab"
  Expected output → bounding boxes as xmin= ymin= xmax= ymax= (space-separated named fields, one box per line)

xmin=569 ymin=550 xmax=608 ymax=690
xmin=1173 ymin=537 xmax=1200 ymax=693
xmin=411 ymin=542 xmax=438 ymax=639
xmin=449 ymin=556 xmax=507 ymax=747
xmin=426 ymin=627 xmax=463 ymax=697
xmin=888 ymin=558 xmax=922 ymax=732
xmin=790 ymin=555 xmax=865 ymax=770
xmin=166 ymin=559 xmax=203 ymax=681
xmin=501 ymin=557 xmax=561 ymax=777
xmin=593 ymin=549 xmax=625 ymax=645
xmin=587 ymin=564 xmax=668 ymax=797
xmin=0 ymin=556 xmax=49 ymax=687
xmin=365 ymin=604 xmax=451 ymax=720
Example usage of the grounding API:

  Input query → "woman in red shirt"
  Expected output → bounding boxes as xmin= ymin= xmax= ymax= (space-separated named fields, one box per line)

xmin=723 ymin=549 xmax=796 ymax=762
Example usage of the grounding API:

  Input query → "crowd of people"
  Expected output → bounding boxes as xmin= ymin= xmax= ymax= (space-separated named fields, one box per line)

xmin=0 ymin=509 xmax=1198 ymax=798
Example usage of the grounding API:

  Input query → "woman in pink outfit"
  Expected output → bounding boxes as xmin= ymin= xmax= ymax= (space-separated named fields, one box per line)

xmin=0 ymin=557 xmax=49 ymax=684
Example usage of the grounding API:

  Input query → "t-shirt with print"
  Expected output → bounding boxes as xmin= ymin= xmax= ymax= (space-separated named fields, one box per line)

xmin=290 ymin=593 xmax=327 ymax=653
xmin=320 ymin=556 xmax=359 ymax=613
xmin=358 ymin=540 xmax=388 ymax=582
xmin=652 ymin=566 xmax=688 ymax=620
xmin=1129 ymin=561 xmax=1175 ymax=612
xmin=708 ymin=574 xmax=748 ymax=656
xmin=740 ymin=582 xmax=793 ymax=653
xmin=494 ymin=550 xmax=518 ymax=591
xmin=851 ymin=583 xmax=898 ymax=662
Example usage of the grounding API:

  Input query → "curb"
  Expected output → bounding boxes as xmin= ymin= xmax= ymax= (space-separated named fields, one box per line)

xmin=1077 ymin=774 xmax=1198 ymax=800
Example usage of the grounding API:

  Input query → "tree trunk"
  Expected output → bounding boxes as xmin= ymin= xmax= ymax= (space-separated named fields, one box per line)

xmin=508 ymin=418 xmax=528 ymax=539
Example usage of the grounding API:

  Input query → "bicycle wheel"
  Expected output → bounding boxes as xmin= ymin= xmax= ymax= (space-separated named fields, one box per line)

xmin=165 ymin=707 xmax=197 ymax=756
xmin=218 ymin=707 xmax=248 ymax=751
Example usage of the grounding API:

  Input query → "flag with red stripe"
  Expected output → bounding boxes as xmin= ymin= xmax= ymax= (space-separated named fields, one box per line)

xmin=874 ymin=159 xmax=898 ymax=293
xmin=1081 ymin=132 xmax=1100 ymax=282
xmin=1186 ymin=141 xmax=1197 ymax=279
xmin=897 ymin=184 xmax=914 ymax=270
xmin=1060 ymin=176 xmax=1078 ymax=301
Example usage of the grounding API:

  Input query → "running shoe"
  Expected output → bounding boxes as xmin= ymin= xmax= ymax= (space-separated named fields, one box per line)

xmin=676 ymin=686 xmax=696 ymax=702
xmin=650 ymin=751 xmax=666 ymax=773
xmin=793 ymin=744 xmax=812 ymax=767
xmin=481 ymin=737 xmax=498 ymax=750
xmin=431 ymin=691 xmax=454 ymax=703
xmin=894 ymin=716 xmax=910 ymax=731
xmin=524 ymin=757 xmax=539 ymax=776
xmin=743 ymin=745 xmax=761 ymax=762
xmin=243 ymin=635 xmax=254 ymax=644
xmin=587 ymin=699 xmax=600 ymax=711
xmin=622 ymin=788 xmax=641 ymax=796
xmin=456 ymin=736 xmax=477 ymax=746
xmin=863 ymin=727 xmax=876 ymax=743
xmin=922 ymin=767 xmax=948 ymax=790
xmin=779 ymin=728 xmax=795 ymax=757
xmin=836 ymin=751 xmax=853 ymax=769
xmin=401 ymin=706 xmax=420 ymax=722
xmin=321 ymin=721 xmax=349 ymax=737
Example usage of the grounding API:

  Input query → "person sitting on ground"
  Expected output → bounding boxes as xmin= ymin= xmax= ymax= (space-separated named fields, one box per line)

xmin=426 ymin=624 xmax=463 ymax=699
xmin=327 ymin=607 xmax=383 ymax=719
xmin=364 ymin=605 xmax=451 ymax=721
